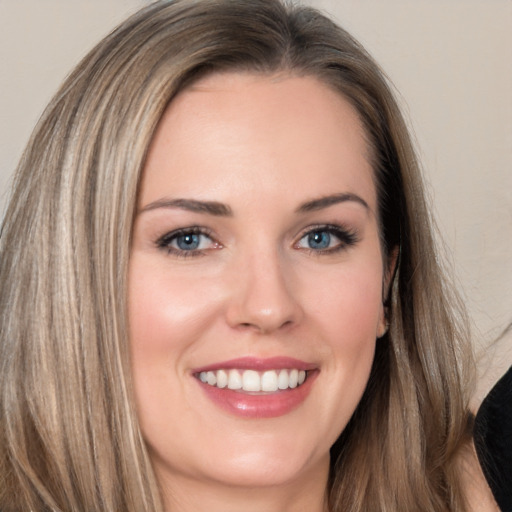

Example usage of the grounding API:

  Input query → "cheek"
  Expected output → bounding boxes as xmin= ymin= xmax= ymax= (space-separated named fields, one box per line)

xmin=127 ymin=256 xmax=222 ymax=438
xmin=302 ymin=259 xmax=383 ymax=418
xmin=306 ymin=260 xmax=384 ymax=342
xmin=128 ymin=257 xmax=220 ymax=356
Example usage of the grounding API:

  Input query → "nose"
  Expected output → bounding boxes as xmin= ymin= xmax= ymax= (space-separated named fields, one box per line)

xmin=225 ymin=250 xmax=303 ymax=334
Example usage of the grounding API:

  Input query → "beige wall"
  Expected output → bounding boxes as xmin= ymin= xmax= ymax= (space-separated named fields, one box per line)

xmin=1 ymin=0 xmax=511 ymax=398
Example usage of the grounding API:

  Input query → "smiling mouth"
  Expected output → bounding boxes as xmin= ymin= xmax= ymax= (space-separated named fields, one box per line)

xmin=196 ymin=368 xmax=308 ymax=393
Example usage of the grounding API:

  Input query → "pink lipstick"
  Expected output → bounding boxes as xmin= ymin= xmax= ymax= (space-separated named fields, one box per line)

xmin=192 ymin=357 xmax=318 ymax=418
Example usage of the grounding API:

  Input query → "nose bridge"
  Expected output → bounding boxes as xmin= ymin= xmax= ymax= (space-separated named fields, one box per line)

xmin=226 ymin=243 xmax=302 ymax=333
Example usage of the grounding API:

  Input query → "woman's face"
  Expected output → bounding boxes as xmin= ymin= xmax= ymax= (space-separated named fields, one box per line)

xmin=129 ymin=72 xmax=388 ymax=496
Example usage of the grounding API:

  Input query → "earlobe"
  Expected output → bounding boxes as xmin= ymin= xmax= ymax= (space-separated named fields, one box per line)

xmin=377 ymin=307 xmax=390 ymax=338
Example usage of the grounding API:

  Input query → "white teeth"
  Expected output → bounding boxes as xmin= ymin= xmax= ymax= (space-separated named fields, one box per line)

xmin=289 ymin=369 xmax=298 ymax=388
xmin=216 ymin=369 xmax=228 ymax=388
xmin=277 ymin=369 xmax=289 ymax=390
xmin=228 ymin=369 xmax=242 ymax=390
xmin=261 ymin=370 xmax=278 ymax=392
xmin=242 ymin=370 xmax=261 ymax=392
xmin=198 ymin=368 xmax=308 ymax=392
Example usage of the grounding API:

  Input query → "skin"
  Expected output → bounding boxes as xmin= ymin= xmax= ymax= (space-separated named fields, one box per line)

xmin=128 ymin=72 xmax=391 ymax=512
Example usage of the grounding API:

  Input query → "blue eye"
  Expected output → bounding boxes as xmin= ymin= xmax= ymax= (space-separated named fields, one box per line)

xmin=306 ymin=231 xmax=332 ymax=249
xmin=296 ymin=225 xmax=357 ymax=253
xmin=156 ymin=228 xmax=218 ymax=256
xmin=175 ymin=233 xmax=201 ymax=250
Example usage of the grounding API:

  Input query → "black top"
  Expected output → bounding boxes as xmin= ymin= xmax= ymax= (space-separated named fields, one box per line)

xmin=474 ymin=366 xmax=512 ymax=512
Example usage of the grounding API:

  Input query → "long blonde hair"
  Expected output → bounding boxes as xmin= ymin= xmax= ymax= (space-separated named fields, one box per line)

xmin=0 ymin=1 xmax=474 ymax=510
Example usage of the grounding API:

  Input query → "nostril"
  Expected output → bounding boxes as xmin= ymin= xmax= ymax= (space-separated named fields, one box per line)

xmin=236 ymin=318 xmax=295 ymax=334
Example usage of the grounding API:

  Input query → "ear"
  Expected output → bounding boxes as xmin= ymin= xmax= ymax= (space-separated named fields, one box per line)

xmin=377 ymin=246 xmax=399 ymax=338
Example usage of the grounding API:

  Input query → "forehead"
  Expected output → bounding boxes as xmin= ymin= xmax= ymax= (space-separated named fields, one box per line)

xmin=139 ymin=72 xmax=376 ymax=213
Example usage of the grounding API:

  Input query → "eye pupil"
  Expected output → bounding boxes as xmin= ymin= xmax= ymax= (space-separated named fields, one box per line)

xmin=177 ymin=233 xmax=200 ymax=250
xmin=308 ymin=231 xmax=330 ymax=249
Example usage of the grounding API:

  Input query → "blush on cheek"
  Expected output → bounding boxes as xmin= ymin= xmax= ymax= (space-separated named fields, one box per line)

xmin=315 ymin=275 xmax=382 ymax=331
xmin=128 ymin=264 xmax=197 ymax=348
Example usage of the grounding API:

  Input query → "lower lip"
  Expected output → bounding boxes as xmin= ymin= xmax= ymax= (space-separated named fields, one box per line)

xmin=195 ymin=372 xmax=317 ymax=419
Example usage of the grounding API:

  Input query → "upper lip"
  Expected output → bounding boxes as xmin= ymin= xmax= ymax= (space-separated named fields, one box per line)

xmin=192 ymin=356 xmax=317 ymax=374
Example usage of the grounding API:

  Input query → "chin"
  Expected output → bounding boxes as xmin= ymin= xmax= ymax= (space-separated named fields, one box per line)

xmin=193 ymin=428 xmax=332 ymax=489
xmin=200 ymin=451 xmax=327 ymax=489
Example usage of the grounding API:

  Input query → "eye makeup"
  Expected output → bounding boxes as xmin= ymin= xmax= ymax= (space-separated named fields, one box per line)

xmin=155 ymin=226 xmax=221 ymax=258
xmin=294 ymin=223 xmax=359 ymax=255
xmin=153 ymin=221 xmax=360 ymax=260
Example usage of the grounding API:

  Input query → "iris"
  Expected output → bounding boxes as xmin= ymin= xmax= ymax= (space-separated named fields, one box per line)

xmin=176 ymin=233 xmax=201 ymax=250
xmin=307 ymin=231 xmax=331 ymax=250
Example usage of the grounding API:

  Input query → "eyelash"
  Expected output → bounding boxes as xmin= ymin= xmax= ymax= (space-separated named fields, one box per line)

xmin=155 ymin=226 xmax=218 ymax=258
xmin=295 ymin=224 xmax=359 ymax=255
xmin=155 ymin=224 xmax=359 ymax=258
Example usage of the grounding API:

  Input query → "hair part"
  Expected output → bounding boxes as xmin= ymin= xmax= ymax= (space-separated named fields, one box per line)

xmin=0 ymin=0 xmax=474 ymax=510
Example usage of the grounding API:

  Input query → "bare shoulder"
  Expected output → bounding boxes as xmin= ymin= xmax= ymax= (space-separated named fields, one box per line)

xmin=459 ymin=443 xmax=499 ymax=512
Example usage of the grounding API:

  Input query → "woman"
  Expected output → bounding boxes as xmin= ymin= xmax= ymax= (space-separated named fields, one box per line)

xmin=0 ymin=0 xmax=497 ymax=510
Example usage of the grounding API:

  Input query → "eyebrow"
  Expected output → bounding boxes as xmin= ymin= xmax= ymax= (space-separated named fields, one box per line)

xmin=296 ymin=193 xmax=369 ymax=213
xmin=140 ymin=192 xmax=369 ymax=217
xmin=140 ymin=198 xmax=233 ymax=216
